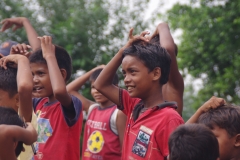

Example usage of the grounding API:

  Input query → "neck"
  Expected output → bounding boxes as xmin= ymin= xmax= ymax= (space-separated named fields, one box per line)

xmin=142 ymin=85 xmax=164 ymax=108
xmin=100 ymin=100 xmax=115 ymax=109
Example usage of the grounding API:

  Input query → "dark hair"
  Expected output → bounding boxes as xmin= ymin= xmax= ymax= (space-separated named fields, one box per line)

xmin=122 ymin=42 xmax=171 ymax=85
xmin=198 ymin=105 xmax=240 ymax=137
xmin=0 ymin=106 xmax=24 ymax=156
xmin=89 ymin=68 xmax=119 ymax=85
xmin=29 ymin=45 xmax=72 ymax=81
xmin=0 ymin=66 xmax=18 ymax=97
xmin=169 ymin=124 xmax=219 ymax=160
xmin=149 ymin=35 xmax=178 ymax=56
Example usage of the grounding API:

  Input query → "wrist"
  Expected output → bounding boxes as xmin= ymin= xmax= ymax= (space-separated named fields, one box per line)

xmin=22 ymin=17 xmax=30 ymax=25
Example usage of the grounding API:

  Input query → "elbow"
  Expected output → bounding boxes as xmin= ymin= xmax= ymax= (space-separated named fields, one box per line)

xmin=18 ymin=82 xmax=33 ymax=94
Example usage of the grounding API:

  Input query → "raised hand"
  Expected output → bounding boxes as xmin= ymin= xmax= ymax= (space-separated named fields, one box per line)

xmin=10 ymin=43 xmax=32 ymax=57
xmin=0 ymin=54 xmax=26 ymax=69
xmin=0 ymin=17 xmax=28 ymax=32
xmin=37 ymin=36 xmax=55 ymax=59
xmin=199 ymin=96 xmax=226 ymax=113
xmin=122 ymin=28 xmax=150 ymax=49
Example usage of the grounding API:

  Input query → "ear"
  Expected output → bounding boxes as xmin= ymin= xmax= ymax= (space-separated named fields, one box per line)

xmin=152 ymin=67 xmax=161 ymax=81
xmin=234 ymin=134 xmax=240 ymax=147
xmin=60 ymin=69 xmax=67 ymax=81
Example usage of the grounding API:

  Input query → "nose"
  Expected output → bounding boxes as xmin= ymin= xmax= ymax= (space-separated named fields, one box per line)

xmin=33 ymin=75 xmax=39 ymax=83
xmin=124 ymin=74 xmax=131 ymax=84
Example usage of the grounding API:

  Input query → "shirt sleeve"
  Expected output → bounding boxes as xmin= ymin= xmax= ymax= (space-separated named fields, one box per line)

xmin=157 ymin=118 xmax=184 ymax=157
xmin=32 ymin=98 xmax=43 ymax=112
xmin=61 ymin=95 xmax=82 ymax=127
xmin=118 ymin=89 xmax=140 ymax=116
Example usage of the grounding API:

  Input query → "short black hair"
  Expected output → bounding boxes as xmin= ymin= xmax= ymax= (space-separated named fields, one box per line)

xmin=0 ymin=65 xmax=18 ymax=97
xmin=0 ymin=106 xmax=24 ymax=156
xmin=123 ymin=42 xmax=171 ymax=85
xmin=169 ymin=124 xmax=219 ymax=160
xmin=29 ymin=45 xmax=72 ymax=81
xmin=198 ymin=105 xmax=240 ymax=137
xmin=89 ymin=68 xmax=119 ymax=85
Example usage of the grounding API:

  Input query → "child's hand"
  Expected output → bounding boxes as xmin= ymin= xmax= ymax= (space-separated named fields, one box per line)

xmin=37 ymin=36 xmax=55 ymax=59
xmin=10 ymin=43 xmax=32 ymax=57
xmin=0 ymin=54 xmax=25 ymax=69
xmin=122 ymin=28 xmax=150 ymax=50
xmin=0 ymin=17 xmax=28 ymax=32
xmin=0 ymin=53 xmax=4 ymax=59
xmin=199 ymin=96 xmax=226 ymax=113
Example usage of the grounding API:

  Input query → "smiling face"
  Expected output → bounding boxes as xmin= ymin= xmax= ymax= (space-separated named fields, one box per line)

xmin=122 ymin=55 xmax=155 ymax=99
xmin=30 ymin=63 xmax=54 ymax=100
xmin=211 ymin=125 xmax=236 ymax=160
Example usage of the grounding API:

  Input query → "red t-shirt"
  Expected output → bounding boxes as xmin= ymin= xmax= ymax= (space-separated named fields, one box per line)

xmin=82 ymin=104 xmax=121 ymax=160
xmin=119 ymin=89 xmax=184 ymax=160
xmin=33 ymin=96 xmax=83 ymax=160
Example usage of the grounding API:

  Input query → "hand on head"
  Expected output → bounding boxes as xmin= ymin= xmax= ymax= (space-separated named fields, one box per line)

xmin=10 ymin=43 xmax=32 ymax=57
xmin=123 ymin=28 xmax=150 ymax=49
xmin=37 ymin=36 xmax=55 ymax=59
xmin=200 ymin=96 xmax=227 ymax=113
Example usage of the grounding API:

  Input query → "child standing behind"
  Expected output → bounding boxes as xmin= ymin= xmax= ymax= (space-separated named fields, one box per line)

xmin=94 ymin=27 xmax=184 ymax=160
xmin=29 ymin=36 xmax=83 ymax=160
xmin=67 ymin=66 xmax=126 ymax=160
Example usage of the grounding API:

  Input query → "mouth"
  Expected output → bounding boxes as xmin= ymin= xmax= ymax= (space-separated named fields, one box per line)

xmin=126 ymin=86 xmax=135 ymax=92
xmin=33 ymin=86 xmax=43 ymax=92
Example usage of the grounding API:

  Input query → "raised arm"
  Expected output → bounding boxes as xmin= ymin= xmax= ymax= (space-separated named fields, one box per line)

xmin=1 ymin=17 xmax=40 ymax=52
xmin=151 ymin=23 xmax=184 ymax=115
xmin=0 ymin=47 xmax=33 ymax=122
xmin=67 ymin=66 xmax=104 ymax=111
xmin=186 ymin=96 xmax=226 ymax=124
xmin=94 ymin=29 xmax=149 ymax=106
xmin=38 ymin=36 xmax=72 ymax=109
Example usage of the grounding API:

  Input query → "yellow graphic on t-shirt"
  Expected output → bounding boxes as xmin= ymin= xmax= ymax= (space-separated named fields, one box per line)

xmin=87 ymin=131 xmax=104 ymax=153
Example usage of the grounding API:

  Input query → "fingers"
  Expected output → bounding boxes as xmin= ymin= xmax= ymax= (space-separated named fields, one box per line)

xmin=11 ymin=43 xmax=31 ymax=55
xmin=140 ymin=31 xmax=150 ymax=37
xmin=0 ymin=57 xmax=8 ymax=69
xmin=128 ymin=28 xmax=134 ymax=39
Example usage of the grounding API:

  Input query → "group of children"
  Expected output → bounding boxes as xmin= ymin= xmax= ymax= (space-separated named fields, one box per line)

xmin=0 ymin=16 xmax=239 ymax=160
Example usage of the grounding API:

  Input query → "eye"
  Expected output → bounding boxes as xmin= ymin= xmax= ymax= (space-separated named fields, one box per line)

xmin=122 ymin=71 xmax=126 ymax=77
xmin=130 ymin=69 xmax=136 ymax=74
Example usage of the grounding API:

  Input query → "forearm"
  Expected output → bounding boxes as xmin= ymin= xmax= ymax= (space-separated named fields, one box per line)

xmin=22 ymin=18 xmax=40 ymax=52
xmin=17 ymin=57 xmax=33 ymax=122
xmin=46 ymin=55 xmax=72 ymax=106
xmin=67 ymin=69 xmax=93 ymax=92
xmin=186 ymin=109 xmax=203 ymax=124
xmin=94 ymin=49 xmax=123 ymax=91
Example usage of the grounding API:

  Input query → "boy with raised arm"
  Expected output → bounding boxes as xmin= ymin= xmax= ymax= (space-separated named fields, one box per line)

xmin=94 ymin=27 xmax=184 ymax=160
xmin=67 ymin=66 xmax=126 ymax=160
xmin=0 ymin=44 xmax=36 ymax=160
xmin=29 ymin=36 xmax=83 ymax=160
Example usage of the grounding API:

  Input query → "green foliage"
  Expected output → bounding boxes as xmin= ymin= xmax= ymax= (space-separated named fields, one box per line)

xmin=167 ymin=0 xmax=240 ymax=109
xmin=0 ymin=0 xmax=152 ymax=101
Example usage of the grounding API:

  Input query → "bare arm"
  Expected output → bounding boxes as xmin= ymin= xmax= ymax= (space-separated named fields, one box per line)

xmin=39 ymin=36 xmax=72 ymax=108
xmin=0 ymin=49 xmax=33 ymax=122
xmin=152 ymin=23 xmax=184 ymax=114
xmin=1 ymin=17 xmax=40 ymax=52
xmin=186 ymin=96 xmax=226 ymax=123
xmin=0 ymin=123 xmax=37 ymax=145
xmin=94 ymin=29 xmax=149 ymax=106
xmin=67 ymin=66 xmax=104 ymax=111
xmin=116 ymin=110 xmax=127 ymax=148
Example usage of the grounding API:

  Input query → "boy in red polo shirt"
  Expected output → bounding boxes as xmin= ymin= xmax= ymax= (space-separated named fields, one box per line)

xmin=94 ymin=23 xmax=184 ymax=160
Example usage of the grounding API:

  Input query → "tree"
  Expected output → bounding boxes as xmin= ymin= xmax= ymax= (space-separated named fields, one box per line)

xmin=166 ymin=0 xmax=240 ymax=109
xmin=0 ymin=0 xmax=153 ymax=100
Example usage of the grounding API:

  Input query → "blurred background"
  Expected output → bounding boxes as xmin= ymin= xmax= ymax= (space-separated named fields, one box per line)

xmin=1 ymin=0 xmax=239 ymax=121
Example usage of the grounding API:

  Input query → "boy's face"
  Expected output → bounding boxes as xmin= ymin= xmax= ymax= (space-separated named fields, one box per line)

xmin=122 ymin=55 xmax=153 ymax=99
xmin=91 ymin=81 xmax=109 ymax=104
xmin=0 ymin=89 xmax=18 ymax=111
xmin=211 ymin=125 xmax=235 ymax=160
xmin=30 ymin=63 xmax=53 ymax=99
